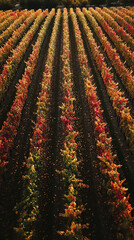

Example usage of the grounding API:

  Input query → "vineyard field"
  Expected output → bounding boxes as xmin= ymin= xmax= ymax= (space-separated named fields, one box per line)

xmin=0 ymin=7 xmax=134 ymax=240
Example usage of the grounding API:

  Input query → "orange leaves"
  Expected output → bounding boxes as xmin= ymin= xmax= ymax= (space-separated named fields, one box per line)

xmin=83 ymin=8 xmax=134 ymax=151
xmin=65 ymin=194 xmax=77 ymax=202
xmin=0 ymin=12 xmax=36 ymax=101
xmin=57 ymin=230 xmax=65 ymax=235
xmin=108 ymin=179 xmax=133 ymax=228
xmin=91 ymin=8 xmax=134 ymax=98
xmin=0 ymin=11 xmax=57 ymax=239
xmin=0 ymin=9 xmax=54 ymax=166
xmin=59 ymin=183 xmax=88 ymax=235
xmin=14 ymin=9 xmax=60 ymax=240
xmin=57 ymin=9 xmax=89 ymax=239
xmin=76 ymin=8 xmax=134 ymax=238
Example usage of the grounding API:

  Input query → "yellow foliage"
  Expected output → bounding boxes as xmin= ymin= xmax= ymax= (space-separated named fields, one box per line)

xmin=31 ymin=164 xmax=35 ymax=172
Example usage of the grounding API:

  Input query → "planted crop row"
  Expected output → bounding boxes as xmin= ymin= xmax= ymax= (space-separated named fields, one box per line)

xmin=0 ymin=9 xmax=54 ymax=182
xmin=71 ymin=8 xmax=134 ymax=239
xmin=103 ymin=7 xmax=134 ymax=38
xmin=85 ymin=8 xmax=134 ymax=98
xmin=118 ymin=7 xmax=134 ymax=22
xmin=0 ymin=7 xmax=134 ymax=240
xmin=111 ymin=7 xmax=134 ymax=27
xmin=0 ymin=10 xmax=28 ymax=47
xmin=0 ymin=11 xmax=12 ymax=24
xmin=0 ymin=10 xmax=19 ymax=34
xmin=0 ymin=9 xmax=46 ymax=102
xmin=81 ymin=8 xmax=134 ymax=152
xmin=14 ymin=9 xmax=61 ymax=240
xmin=92 ymin=8 xmax=134 ymax=71
xmin=57 ymin=8 xmax=89 ymax=239
xmin=0 ymin=10 xmax=36 ymax=68
xmin=127 ymin=6 xmax=134 ymax=12
xmin=97 ymin=8 xmax=134 ymax=52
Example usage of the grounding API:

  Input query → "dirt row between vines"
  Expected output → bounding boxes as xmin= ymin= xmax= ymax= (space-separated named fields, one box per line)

xmin=78 ymin=15 xmax=134 ymax=203
xmin=92 ymin=13 xmax=133 ymax=78
xmin=0 ymin=16 xmax=55 ymax=240
xmin=69 ymin=15 xmax=110 ymax=240
xmin=0 ymin=17 xmax=35 ymax=75
xmin=0 ymin=16 xmax=48 ymax=128
xmin=84 ymin=15 xmax=134 ymax=116
xmin=0 ymin=11 xmax=134 ymax=240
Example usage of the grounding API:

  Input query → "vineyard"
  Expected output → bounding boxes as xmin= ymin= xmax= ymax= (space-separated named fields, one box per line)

xmin=0 ymin=6 xmax=134 ymax=240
